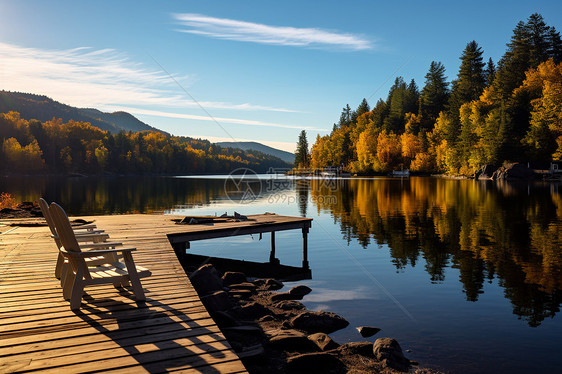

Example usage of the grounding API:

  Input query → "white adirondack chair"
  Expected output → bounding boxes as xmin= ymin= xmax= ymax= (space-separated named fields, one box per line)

xmin=49 ymin=202 xmax=151 ymax=310
xmin=39 ymin=198 xmax=121 ymax=279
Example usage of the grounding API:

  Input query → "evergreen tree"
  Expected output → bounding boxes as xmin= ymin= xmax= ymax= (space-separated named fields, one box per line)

xmin=405 ymin=79 xmax=420 ymax=114
xmin=484 ymin=58 xmax=496 ymax=86
xmin=384 ymin=77 xmax=408 ymax=133
xmin=338 ymin=104 xmax=353 ymax=128
xmin=294 ymin=130 xmax=310 ymax=168
xmin=448 ymin=41 xmax=486 ymax=124
xmin=356 ymin=98 xmax=370 ymax=118
xmin=495 ymin=13 xmax=561 ymax=97
xmin=420 ymin=61 xmax=449 ymax=125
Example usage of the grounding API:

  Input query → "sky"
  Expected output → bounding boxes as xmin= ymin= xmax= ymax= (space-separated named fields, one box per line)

xmin=0 ymin=1 xmax=561 ymax=152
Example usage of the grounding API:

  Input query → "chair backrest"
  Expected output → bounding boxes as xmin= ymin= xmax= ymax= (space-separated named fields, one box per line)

xmin=49 ymin=203 xmax=82 ymax=253
xmin=39 ymin=198 xmax=58 ymax=237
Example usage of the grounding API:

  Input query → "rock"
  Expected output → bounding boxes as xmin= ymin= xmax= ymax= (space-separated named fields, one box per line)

xmin=267 ymin=329 xmax=317 ymax=351
xmin=235 ymin=344 xmax=265 ymax=359
xmin=228 ymin=289 xmax=254 ymax=299
xmin=290 ymin=311 xmax=349 ymax=334
xmin=222 ymin=271 xmax=247 ymax=286
xmin=228 ymin=282 xmax=257 ymax=291
xmin=288 ymin=285 xmax=312 ymax=298
xmin=258 ymin=315 xmax=275 ymax=322
xmin=493 ymin=163 xmax=535 ymax=180
xmin=189 ymin=264 xmax=224 ymax=295
xmin=286 ymin=352 xmax=346 ymax=373
xmin=272 ymin=300 xmax=306 ymax=311
xmin=337 ymin=341 xmax=374 ymax=357
xmin=254 ymin=278 xmax=284 ymax=290
xmin=270 ymin=292 xmax=295 ymax=302
xmin=240 ymin=301 xmax=271 ymax=319
xmin=210 ymin=311 xmax=240 ymax=327
xmin=373 ymin=338 xmax=410 ymax=372
xmin=474 ymin=164 xmax=498 ymax=180
xmin=357 ymin=326 xmax=381 ymax=338
xmin=307 ymin=332 xmax=339 ymax=351
xmin=200 ymin=290 xmax=232 ymax=313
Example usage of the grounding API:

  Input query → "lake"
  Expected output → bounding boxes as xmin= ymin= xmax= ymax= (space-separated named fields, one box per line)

xmin=1 ymin=174 xmax=561 ymax=373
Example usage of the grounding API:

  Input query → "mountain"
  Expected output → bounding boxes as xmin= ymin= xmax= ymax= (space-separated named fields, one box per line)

xmin=0 ymin=90 xmax=166 ymax=134
xmin=216 ymin=141 xmax=294 ymax=164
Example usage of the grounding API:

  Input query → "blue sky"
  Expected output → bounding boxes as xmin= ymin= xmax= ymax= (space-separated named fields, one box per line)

xmin=1 ymin=0 xmax=561 ymax=152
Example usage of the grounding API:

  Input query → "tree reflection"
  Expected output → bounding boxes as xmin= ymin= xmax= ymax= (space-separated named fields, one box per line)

xmin=310 ymin=177 xmax=562 ymax=326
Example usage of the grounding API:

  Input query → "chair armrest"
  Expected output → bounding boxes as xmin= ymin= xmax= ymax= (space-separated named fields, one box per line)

xmin=61 ymin=247 xmax=136 ymax=256
xmin=79 ymin=241 xmax=123 ymax=249
xmin=76 ymin=234 xmax=110 ymax=242
xmin=71 ymin=224 xmax=97 ymax=230
xmin=75 ymin=229 xmax=105 ymax=235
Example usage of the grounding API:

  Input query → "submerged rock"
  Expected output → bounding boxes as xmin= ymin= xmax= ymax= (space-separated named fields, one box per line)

xmin=290 ymin=311 xmax=349 ymax=334
xmin=373 ymin=337 xmax=411 ymax=372
xmin=357 ymin=326 xmax=381 ymax=338
xmin=288 ymin=285 xmax=312 ymax=298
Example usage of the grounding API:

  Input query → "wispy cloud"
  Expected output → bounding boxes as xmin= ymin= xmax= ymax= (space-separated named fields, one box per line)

xmin=173 ymin=13 xmax=373 ymax=51
xmin=116 ymin=106 xmax=328 ymax=131
xmin=0 ymin=42 xmax=296 ymax=112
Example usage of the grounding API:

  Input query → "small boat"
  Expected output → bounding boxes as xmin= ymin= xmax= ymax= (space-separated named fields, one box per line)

xmin=390 ymin=169 xmax=410 ymax=177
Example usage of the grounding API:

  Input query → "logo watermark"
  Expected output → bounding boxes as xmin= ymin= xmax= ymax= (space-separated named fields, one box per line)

xmin=224 ymin=167 xmax=339 ymax=205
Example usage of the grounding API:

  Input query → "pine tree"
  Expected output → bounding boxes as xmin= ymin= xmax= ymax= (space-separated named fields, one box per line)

xmin=447 ymin=41 xmax=486 ymax=125
xmin=294 ymin=130 xmax=310 ymax=168
xmin=420 ymin=61 xmax=449 ymax=124
xmin=356 ymin=98 xmax=370 ymax=118
xmin=484 ymin=58 xmax=496 ymax=86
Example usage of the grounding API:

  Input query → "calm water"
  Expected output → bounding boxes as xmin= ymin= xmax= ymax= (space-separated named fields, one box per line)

xmin=2 ymin=175 xmax=561 ymax=373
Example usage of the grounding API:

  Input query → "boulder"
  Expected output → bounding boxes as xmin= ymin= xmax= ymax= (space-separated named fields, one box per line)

xmin=493 ymin=163 xmax=535 ymax=180
xmin=288 ymin=285 xmax=312 ymax=298
xmin=222 ymin=271 xmax=247 ymax=286
xmin=337 ymin=341 xmax=374 ymax=357
xmin=228 ymin=289 xmax=254 ymax=299
xmin=267 ymin=329 xmax=317 ymax=351
xmin=240 ymin=301 xmax=271 ymax=319
xmin=189 ymin=264 xmax=224 ymax=295
xmin=209 ymin=310 xmax=240 ymax=328
xmin=357 ymin=326 xmax=381 ymax=338
xmin=474 ymin=164 xmax=498 ymax=180
xmin=286 ymin=352 xmax=346 ymax=373
xmin=272 ymin=300 xmax=306 ymax=311
xmin=200 ymin=290 xmax=232 ymax=313
xmin=373 ymin=338 xmax=410 ymax=372
xmin=254 ymin=278 xmax=284 ymax=290
xmin=228 ymin=282 xmax=257 ymax=291
xmin=290 ymin=311 xmax=349 ymax=334
xmin=307 ymin=332 xmax=339 ymax=351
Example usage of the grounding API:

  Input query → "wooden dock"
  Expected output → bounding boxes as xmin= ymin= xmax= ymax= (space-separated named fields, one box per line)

xmin=0 ymin=214 xmax=251 ymax=373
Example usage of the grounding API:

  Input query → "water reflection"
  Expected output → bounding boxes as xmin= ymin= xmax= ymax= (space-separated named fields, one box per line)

xmin=1 ymin=175 xmax=560 ymax=327
xmin=310 ymin=177 xmax=562 ymax=327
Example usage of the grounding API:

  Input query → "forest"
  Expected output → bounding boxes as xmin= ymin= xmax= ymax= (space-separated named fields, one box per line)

xmin=0 ymin=111 xmax=289 ymax=175
xmin=308 ymin=14 xmax=562 ymax=175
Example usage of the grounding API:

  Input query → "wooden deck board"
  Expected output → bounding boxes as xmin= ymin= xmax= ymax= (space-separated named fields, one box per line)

xmin=0 ymin=214 xmax=250 ymax=373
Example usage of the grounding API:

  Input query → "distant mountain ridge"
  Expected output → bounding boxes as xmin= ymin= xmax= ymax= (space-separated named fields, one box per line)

xmin=216 ymin=141 xmax=294 ymax=164
xmin=0 ymin=90 xmax=166 ymax=134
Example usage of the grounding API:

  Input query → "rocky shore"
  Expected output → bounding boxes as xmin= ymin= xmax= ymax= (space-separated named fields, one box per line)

xmin=187 ymin=263 xmax=441 ymax=374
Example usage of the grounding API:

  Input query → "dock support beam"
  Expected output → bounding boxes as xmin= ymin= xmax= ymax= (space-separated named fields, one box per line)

xmin=302 ymin=227 xmax=309 ymax=269
xmin=269 ymin=231 xmax=279 ymax=264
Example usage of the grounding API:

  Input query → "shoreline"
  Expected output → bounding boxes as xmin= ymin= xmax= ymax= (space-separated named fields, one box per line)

xmin=185 ymin=263 xmax=443 ymax=374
